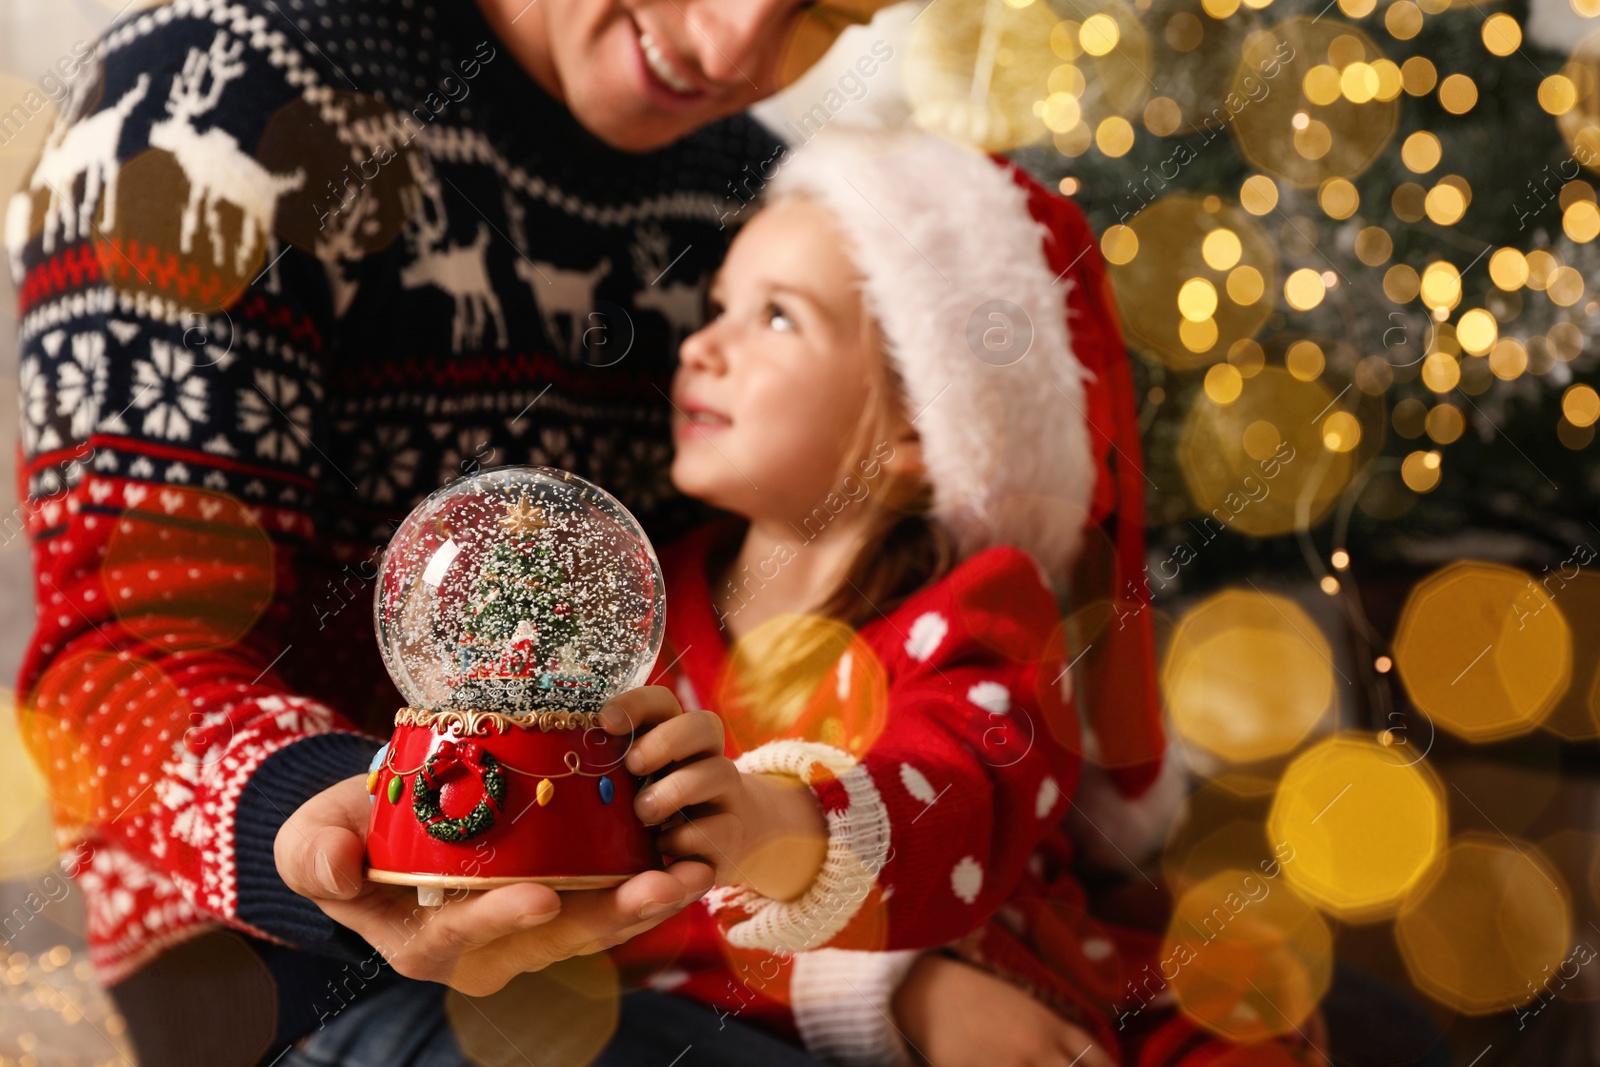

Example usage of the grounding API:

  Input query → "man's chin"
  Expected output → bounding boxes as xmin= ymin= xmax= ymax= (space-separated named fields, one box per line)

xmin=578 ymin=108 xmax=706 ymax=153
xmin=567 ymin=82 xmax=745 ymax=152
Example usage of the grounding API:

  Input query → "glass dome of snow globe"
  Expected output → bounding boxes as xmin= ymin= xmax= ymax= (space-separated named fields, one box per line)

xmin=374 ymin=466 xmax=665 ymax=716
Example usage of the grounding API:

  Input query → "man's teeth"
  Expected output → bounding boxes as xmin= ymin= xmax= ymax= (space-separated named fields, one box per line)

xmin=639 ymin=31 xmax=695 ymax=94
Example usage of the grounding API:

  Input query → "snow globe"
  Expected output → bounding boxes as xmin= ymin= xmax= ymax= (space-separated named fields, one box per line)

xmin=363 ymin=466 xmax=665 ymax=904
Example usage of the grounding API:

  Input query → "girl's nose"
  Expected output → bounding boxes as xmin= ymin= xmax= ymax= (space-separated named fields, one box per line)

xmin=679 ymin=320 xmax=728 ymax=374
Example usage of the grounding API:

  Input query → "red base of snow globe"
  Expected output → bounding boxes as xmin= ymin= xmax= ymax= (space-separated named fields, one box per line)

xmin=364 ymin=707 xmax=660 ymax=905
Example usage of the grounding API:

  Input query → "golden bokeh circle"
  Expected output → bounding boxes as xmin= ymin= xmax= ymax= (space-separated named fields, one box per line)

xmin=1140 ymin=0 xmax=1282 ymax=129
xmin=0 ymin=687 xmax=58 ymax=880
xmin=1107 ymin=194 xmax=1276 ymax=370
xmin=1284 ymin=268 xmax=1327 ymax=311
xmin=1164 ymin=868 xmax=1334 ymax=1042
xmin=1163 ymin=589 xmax=1334 ymax=765
xmin=1481 ymin=13 xmax=1523 ymax=56
xmin=1424 ymin=403 xmax=1464 ymax=445
xmin=1532 ymin=572 xmax=1600 ymax=742
xmin=906 ymin=0 xmax=1060 ymax=151
xmin=1178 ymin=366 xmax=1361 ymax=536
xmin=1455 ymin=308 xmax=1498 ymax=355
xmin=1052 ymin=0 xmax=1153 ymax=143
xmin=103 ymin=487 xmax=276 ymax=651
xmin=1438 ymin=74 xmax=1479 ymax=115
xmin=1400 ymin=449 xmax=1442 ymax=493
xmin=445 ymin=953 xmax=620 ymax=1067
xmin=1355 ymin=226 xmax=1393 ymax=265
xmin=1097 ymin=115 xmax=1137 ymax=156
xmin=1401 ymin=131 xmax=1442 ymax=173
xmin=1395 ymin=835 xmax=1573 ymax=1016
xmin=1556 ymin=30 xmax=1600 ymax=174
xmin=1386 ymin=2 xmax=1423 ymax=40
xmin=19 ymin=649 xmax=185 ymax=828
xmin=1393 ymin=561 xmax=1573 ymax=743
xmin=1268 ymin=734 xmax=1446 ymax=922
xmin=719 ymin=614 xmax=889 ymax=758
xmin=1230 ymin=19 xmax=1400 ymax=187
xmin=1240 ymin=174 xmax=1280 ymax=215
xmin=1542 ymin=74 xmax=1579 ymax=116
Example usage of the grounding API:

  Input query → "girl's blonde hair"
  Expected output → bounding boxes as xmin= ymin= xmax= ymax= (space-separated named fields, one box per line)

xmin=716 ymin=193 xmax=954 ymax=739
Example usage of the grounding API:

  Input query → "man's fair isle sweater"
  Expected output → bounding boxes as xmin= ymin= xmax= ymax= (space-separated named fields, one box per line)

xmin=610 ymin=520 xmax=1082 ymax=1057
xmin=9 ymin=0 xmax=778 ymax=1001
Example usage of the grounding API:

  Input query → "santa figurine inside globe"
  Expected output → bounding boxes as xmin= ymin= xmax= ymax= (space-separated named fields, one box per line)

xmin=364 ymin=466 xmax=665 ymax=905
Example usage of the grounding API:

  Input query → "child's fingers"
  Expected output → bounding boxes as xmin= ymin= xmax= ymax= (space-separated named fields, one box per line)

xmin=656 ymin=810 xmax=744 ymax=876
xmin=635 ymin=756 xmax=740 ymax=823
xmin=598 ymin=685 xmax=684 ymax=735
xmin=623 ymin=708 xmax=725 ymax=776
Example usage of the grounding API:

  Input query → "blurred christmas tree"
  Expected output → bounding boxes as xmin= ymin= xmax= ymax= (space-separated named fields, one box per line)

xmin=906 ymin=0 xmax=1600 ymax=594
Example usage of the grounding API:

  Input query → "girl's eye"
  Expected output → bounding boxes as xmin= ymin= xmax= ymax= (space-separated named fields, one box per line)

xmin=766 ymin=303 xmax=795 ymax=333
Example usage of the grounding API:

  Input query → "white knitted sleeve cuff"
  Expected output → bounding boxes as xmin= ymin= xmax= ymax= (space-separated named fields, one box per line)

xmin=791 ymin=948 xmax=923 ymax=1067
xmin=701 ymin=739 xmax=891 ymax=954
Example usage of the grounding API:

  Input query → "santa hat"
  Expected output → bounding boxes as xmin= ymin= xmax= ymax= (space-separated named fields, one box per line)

xmin=771 ymin=129 xmax=1093 ymax=596
xmin=769 ymin=128 xmax=1166 ymax=797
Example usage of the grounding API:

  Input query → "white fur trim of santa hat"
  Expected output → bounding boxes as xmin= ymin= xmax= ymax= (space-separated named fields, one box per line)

xmin=768 ymin=128 xmax=1096 ymax=595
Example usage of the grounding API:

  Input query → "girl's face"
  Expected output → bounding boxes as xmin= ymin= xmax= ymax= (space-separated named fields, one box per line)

xmin=670 ymin=197 xmax=898 ymax=524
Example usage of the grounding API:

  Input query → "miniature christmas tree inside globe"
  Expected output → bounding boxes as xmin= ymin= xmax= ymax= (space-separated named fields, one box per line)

xmin=374 ymin=466 xmax=665 ymax=716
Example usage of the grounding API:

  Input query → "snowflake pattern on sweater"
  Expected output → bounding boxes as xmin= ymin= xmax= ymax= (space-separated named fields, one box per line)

xmin=10 ymin=0 xmax=778 ymax=985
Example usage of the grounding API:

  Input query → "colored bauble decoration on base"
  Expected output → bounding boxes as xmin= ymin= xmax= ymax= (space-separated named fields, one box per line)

xmin=364 ymin=466 xmax=666 ymax=905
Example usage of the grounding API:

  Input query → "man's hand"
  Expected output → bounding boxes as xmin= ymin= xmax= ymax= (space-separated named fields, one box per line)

xmin=893 ymin=954 xmax=1117 ymax=1067
xmin=274 ymin=689 xmax=724 ymax=997
xmin=600 ymin=686 xmax=827 ymax=901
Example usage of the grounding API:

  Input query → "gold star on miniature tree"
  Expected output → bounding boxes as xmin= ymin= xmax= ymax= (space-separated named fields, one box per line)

xmin=499 ymin=498 xmax=551 ymax=537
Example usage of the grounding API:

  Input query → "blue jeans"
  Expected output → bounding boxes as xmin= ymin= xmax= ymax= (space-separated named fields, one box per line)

xmin=273 ymin=979 xmax=830 ymax=1067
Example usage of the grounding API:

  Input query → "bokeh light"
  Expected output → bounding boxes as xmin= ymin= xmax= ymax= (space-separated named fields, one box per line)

xmin=19 ymin=649 xmax=185 ymax=828
xmin=1230 ymin=19 xmax=1399 ymax=187
xmin=718 ymin=614 xmax=889 ymax=758
xmin=1106 ymin=194 xmax=1276 ymax=370
xmin=1393 ymin=561 xmax=1572 ymax=743
xmin=0 ymin=686 xmax=58 ymax=880
xmin=1163 ymin=589 xmax=1334 ymax=765
xmin=446 ymin=953 xmax=620 ymax=1067
xmin=1165 ymin=868 xmax=1334 ymax=1042
xmin=1268 ymin=734 xmax=1446 ymax=922
xmin=102 ymin=487 xmax=275 ymax=650
xmin=1535 ymin=573 xmax=1600 ymax=742
xmin=1396 ymin=835 xmax=1573 ymax=1015
xmin=907 ymin=0 xmax=1059 ymax=150
xmin=1178 ymin=367 xmax=1365 ymax=537
xmin=1047 ymin=0 xmax=1152 ymax=152
xmin=1557 ymin=31 xmax=1600 ymax=171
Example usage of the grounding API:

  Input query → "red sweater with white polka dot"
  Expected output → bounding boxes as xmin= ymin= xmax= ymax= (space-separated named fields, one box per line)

xmin=606 ymin=519 xmax=1083 ymax=1047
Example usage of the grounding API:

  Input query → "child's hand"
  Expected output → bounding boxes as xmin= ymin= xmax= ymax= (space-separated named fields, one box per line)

xmin=600 ymin=687 xmax=827 ymax=901
xmin=893 ymin=954 xmax=1117 ymax=1067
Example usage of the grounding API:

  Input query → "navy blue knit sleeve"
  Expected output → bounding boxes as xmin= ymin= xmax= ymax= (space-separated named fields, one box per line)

xmin=235 ymin=733 xmax=386 ymax=957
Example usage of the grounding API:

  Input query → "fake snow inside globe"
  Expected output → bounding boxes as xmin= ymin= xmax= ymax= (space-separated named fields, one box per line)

xmin=376 ymin=466 xmax=665 ymax=716
xmin=364 ymin=467 xmax=667 ymax=903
